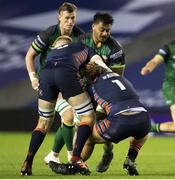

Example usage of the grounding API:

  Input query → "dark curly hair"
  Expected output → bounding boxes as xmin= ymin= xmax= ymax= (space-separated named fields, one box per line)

xmin=81 ymin=62 xmax=108 ymax=83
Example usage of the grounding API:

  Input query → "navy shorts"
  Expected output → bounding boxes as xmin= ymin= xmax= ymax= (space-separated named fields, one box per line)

xmin=39 ymin=65 xmax=84 ymax=101
xmin=96 ymin=111 xmax=151 ymax=143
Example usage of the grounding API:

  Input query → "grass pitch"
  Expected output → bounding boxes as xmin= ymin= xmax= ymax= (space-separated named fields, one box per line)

xmin=0 ymin=132 xmax=175 ymax=179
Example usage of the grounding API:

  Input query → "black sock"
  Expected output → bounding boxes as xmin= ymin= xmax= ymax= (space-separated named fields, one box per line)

xmin=73 ymin=125 xmax=91 ymax=158
xmin=128 ymin=148 xmax=138 ymax=161
xmin=25 ymin=129 xmax=46 ymax=163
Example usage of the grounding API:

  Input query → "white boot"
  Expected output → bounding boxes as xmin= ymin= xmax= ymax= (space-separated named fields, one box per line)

xmin=67 ymin=150 xmax=73 ymax=162
xmin=44 ymin=150 xmax=60 ymax=164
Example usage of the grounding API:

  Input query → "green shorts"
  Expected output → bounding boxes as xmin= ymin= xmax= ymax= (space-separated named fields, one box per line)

xmin=162 ymin=81 xmax=175 ymax=106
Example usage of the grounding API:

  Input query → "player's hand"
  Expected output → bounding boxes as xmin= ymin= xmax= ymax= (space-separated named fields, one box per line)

xmin=140 ymin=66 xmax=151 ymax=76
xmin=31 ymin=78 xmax=39 ymax=91
xmin=29 ymin=72 xmax=39 ymax=91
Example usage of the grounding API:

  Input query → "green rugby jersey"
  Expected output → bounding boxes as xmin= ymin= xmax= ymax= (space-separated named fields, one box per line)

xmin=80 ymin=32 xmax=125 ymax=75
xmin=157 ymin=41 xmax=175 ymax=82
xmin=31 ymin=24 xmax=84 ymax=75
xmin=156 ymin=41 xmax=175 ymax=105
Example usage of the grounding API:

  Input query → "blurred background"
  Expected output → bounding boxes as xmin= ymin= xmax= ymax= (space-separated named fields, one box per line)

xmin=1 ymin=0 xmax=175 ymax=131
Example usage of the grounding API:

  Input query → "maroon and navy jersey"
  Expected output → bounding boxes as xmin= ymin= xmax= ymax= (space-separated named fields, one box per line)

xmin=90 ymin=72 xmax=143 ymax=117
xmin=46 ymin=42 xmax=97 ymax=71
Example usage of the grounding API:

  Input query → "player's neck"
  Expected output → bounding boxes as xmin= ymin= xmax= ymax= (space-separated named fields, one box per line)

xmin=92 ymin=34 xmax=102 ymax=48
xmin=60 ymin=27 xmax=72 ymax=36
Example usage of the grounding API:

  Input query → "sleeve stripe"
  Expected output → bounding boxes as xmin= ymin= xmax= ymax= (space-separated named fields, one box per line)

xmin=155 ymin=54 xmax=165 ymax=61
xmin=32 ymin=42 xmax=43 ymax=53
xmin=109 ymin=64 xmax=126 ymax=68
xmin=34 ymin=39 xmax=45 ymax=49
xmin=37 ymin=35 xmax=46 ymax=46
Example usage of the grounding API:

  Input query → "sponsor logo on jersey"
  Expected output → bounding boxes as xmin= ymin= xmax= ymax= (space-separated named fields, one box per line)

xmin=110 ymin=50 xmax=123 ymax=59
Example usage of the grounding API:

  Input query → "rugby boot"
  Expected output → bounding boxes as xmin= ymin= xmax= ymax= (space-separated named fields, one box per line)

xmin=49 ymin=161 xmax=77 ymax=175
xmin=123 ymin=157 xmax=139 ymax=176
xmin=96 ymin=153 xmax=113 ymax=172
xmin=20 ymin=161 xmax=32 ymax=176
xmin=71 ymin=158 xmax=91 ymax=175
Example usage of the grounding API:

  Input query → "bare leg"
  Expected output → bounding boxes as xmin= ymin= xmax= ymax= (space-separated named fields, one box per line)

xmin=159 ymin=104 xmax=175 ymax=132
xmin=81 ymin=136 xmax=95 ymax=161
xmin=152 ymin=104 xmax=175 ymax=133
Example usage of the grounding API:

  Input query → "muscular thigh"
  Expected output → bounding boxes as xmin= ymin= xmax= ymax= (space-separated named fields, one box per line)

xmin=38 ymin=99 xmax=56 ymax=127
xmin=66 ymin=92 xmax=95 ymax=127
xmin=55 ymin=67 xmax=85 ymax=100
xmin=39 ymin=68 xmax=59 ymax=101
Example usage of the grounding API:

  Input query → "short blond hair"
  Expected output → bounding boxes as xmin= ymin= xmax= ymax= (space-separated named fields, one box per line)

xmin=52 ymin=35 xmax=72 ymax=48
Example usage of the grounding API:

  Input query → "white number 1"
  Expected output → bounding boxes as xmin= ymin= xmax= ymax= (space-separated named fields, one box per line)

xmin=112 ymin=80 xmax=126 ymax=90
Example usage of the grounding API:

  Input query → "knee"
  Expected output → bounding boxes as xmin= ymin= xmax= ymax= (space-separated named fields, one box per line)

xmin=55 ymin=98 xmax=74 ymax=125
xmin=79 ymin=113 xmax=96 ymax=128
xmin=38 ymin=99 xmax=55 ymax=131
xmin=36 ymin=116 xmax=54 ymax=131
xmin=61 ymin=108 xmax=74 ymax=125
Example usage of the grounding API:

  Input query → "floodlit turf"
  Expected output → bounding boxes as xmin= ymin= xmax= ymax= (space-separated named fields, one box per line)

xmin=0 ymin=132 xmax=175 ymax=179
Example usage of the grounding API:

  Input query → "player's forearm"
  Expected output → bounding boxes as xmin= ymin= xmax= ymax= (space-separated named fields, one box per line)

xmin=25 ymin=46 xmax=38 ymax=73
xmin=141 ymin=55 xmax=163 ymax=75
xmin=91 ymin=55 xmax=112 ymax=72
xmin=25 ymin=59 xmax=36 ymax=74
xmin=25 ymin=56 xmax=37 ymax=80
xmin=25 ymin=46 xmax=39 ymax=90
xmin=26 ymin=60 xmax=39 ymax=91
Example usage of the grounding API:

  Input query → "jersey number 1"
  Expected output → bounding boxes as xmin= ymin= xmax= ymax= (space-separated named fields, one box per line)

xmin=112 ymin=80 xmax=126 ymax=90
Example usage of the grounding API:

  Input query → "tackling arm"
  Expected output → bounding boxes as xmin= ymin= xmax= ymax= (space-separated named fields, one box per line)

xmin=90 ymin=54 xmax=112 ymax=72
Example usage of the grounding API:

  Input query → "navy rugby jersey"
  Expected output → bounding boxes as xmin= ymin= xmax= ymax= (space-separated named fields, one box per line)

xmin=90 ymin=72 xmax=143 ymax=116
xmin=46 ymin=42 xmax=96 ymax=71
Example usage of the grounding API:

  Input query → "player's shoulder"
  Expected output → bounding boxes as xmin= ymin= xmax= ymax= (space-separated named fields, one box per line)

xmin=107 ymin=36 xmax=122 ymax=46
xmin=105 ymin=36 xmax=123 ymax=52
xmin=39 ymin=24 xmax=59 ymax=37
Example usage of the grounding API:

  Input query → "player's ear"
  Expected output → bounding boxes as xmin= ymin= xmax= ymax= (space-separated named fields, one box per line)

xmin=57 ymin=13 xmax=61 ymax=23
xmin=92 ymin=24 xmax=95 ymax=30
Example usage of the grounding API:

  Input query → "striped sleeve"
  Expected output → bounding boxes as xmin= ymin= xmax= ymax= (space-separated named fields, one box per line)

xmin=32 ymin=35 xmax=46 ymax=53
xmin=157 ymin=45 xmax=170 ymax=62
xmin=31 ymin=25 xmax=57 ymax=53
